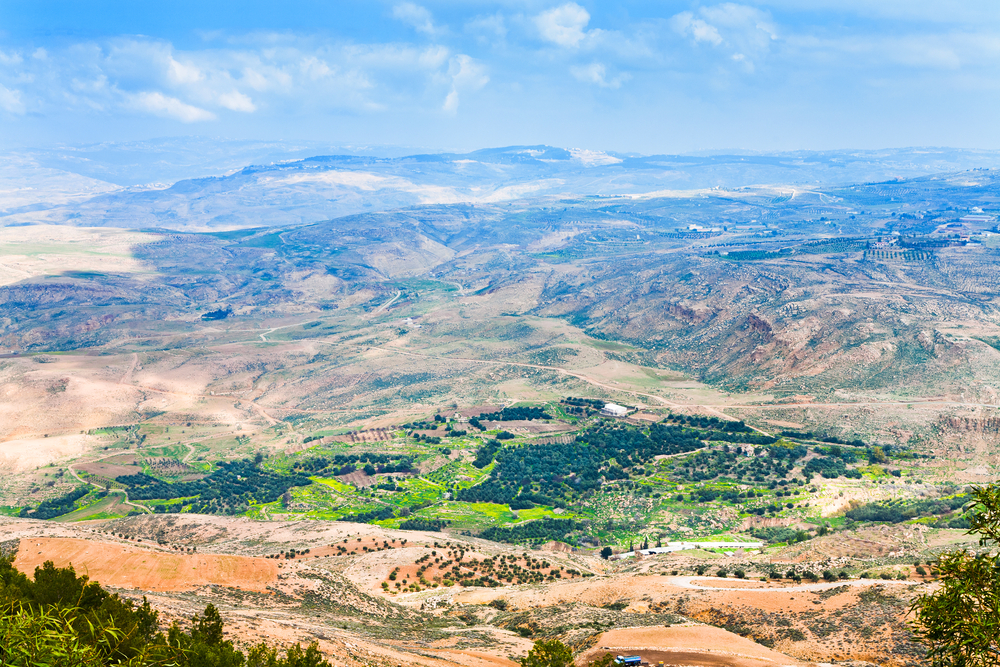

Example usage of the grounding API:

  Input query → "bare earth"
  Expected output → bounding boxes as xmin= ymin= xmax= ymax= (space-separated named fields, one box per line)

xmin=580 ymin=625 xmax=807 ymax=667
xmin=14 ymin=537 xmax=278 ymax=592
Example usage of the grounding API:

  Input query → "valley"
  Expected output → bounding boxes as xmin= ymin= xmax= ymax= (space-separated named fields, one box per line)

xmin=1 ymin=146 xmax=999 ymax=666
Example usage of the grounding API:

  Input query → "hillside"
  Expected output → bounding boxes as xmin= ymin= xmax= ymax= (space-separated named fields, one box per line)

xmin=2 ymin=512 xmax=959 ymax=667
xmin=1 ymin=150 xmax=998 ymax=665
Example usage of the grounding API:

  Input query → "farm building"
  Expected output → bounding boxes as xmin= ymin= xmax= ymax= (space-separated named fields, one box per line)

xmin=601 ymin=403 xmax=629 ymax=417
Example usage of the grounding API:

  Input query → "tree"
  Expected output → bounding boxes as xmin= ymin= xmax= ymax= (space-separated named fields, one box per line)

xmin=912 ymin=483 xmax=1000 ymax=667
xmin=589 ymin=654 xmax=615 ymax=667
xmin=600 ymin=547 xmax=613 ymax=559
xmin=247 ymin=641 xmax=329 ymax=667
xmin=192 ymin=603 xmax=225 ymax=646
xmin=521 ymin=639 xmax=573 ymax=667
xmin=0 ymin=603 xmax=104 ymax=667
xmin=0 ymin=558 xmax=330 ymax=667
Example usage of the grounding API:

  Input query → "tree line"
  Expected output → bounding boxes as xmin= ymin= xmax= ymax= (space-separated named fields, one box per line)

xmin=117 ymin=459 xmax=311 ymax=515
xmin=458 ymin=422 xmax=704 ymax=507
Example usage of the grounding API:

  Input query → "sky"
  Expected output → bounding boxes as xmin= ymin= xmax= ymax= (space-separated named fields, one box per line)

xmin=1 ymin=0 xmax=1000 ymax=154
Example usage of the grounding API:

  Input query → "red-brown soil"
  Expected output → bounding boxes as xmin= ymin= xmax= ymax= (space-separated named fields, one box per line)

xmin=15 ymin=537 xmax=277 ymax=592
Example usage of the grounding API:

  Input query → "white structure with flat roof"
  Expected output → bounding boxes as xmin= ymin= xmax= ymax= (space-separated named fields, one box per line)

xmin=600 ymin=403 xmax=628 ymax=417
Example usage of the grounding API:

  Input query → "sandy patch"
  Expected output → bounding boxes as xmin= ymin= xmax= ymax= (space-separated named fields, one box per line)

xmin=0 ymin=434 xmax=90 ymax=472
xmin=453 ymin=574 xmax=892 ymax=615
xmin=15 ymin=537 xmax=278 ymax=592
xmin=688 ymin=578 xmax=795 ymax=589
xmin=433 ymin=649 xmax=519 ymax=667
xmin=762 ymin=420 xmax=805 ymax=429
xmin=481 ymin=420 xmax=569 ymax=434
xmin=581 ymin=625 xmax=806 ymax=667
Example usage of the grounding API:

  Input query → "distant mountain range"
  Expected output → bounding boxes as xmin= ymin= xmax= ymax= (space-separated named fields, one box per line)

xmin=4 ymin=141 xmax=1000 ymax=231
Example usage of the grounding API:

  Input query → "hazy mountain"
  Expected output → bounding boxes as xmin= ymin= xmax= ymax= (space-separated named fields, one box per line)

xmin=4 ymin=143 xmax=1000 ymax=232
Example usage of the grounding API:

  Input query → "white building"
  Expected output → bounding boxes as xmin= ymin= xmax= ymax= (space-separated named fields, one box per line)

xmin=600 ymin=403 xmax=629 ymax=417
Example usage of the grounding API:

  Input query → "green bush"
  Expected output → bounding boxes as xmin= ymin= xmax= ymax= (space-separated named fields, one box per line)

xmin=0 ymin=558 xmax=329 ymax=667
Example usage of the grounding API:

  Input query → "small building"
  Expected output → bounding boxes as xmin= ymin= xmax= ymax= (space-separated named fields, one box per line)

xmin=601 ymin=403 xmax=629 ymax=418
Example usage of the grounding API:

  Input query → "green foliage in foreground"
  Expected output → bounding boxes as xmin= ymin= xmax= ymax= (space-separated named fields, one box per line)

xmin=519 ymin=639 xmax=615 ymax=667
xmin=520 ymin=639 xmax=574 ymax=667
xmin=0 ymin=557 xmax=328 ymax=667
xmin=912 ymin=484 xmax=1000 ymax=667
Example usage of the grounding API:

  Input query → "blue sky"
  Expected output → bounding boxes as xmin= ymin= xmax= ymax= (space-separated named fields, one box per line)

xmin=1 ymin=1 xmax=999 ymax=153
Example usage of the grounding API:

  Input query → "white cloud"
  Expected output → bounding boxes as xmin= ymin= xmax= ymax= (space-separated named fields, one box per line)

xmin=0 ymin=49 xmax=23 ymax=66
xmin=167 ymin=58 xmax=203 ymax=85
xmin=671 ymin=12 xmax=723 ymax=46
xmin=129 ymin=91 xmax=216 ymax=122
xmin=670 ymin=3 xmax=777 ymax=71
xmin=701 ymin=3 xmax=777 ymax=49
xmin=217 ymin=90 xmax=256 ymax=112
xmin=418 ymin=45 xmax=451 ymax=69
xmin=392 ymin=2 xmax=439 ymax=36
xmin=443 ymin=54 xmax=488 ymax=114
xmin=0 ymin=84 xmax=25 ymax=114
xmin=241 ymin=64 xmax=293 ymax=91
xmin=570 ymin=62 xmax=630 ymax=89
xmin=449 ymin=54 xmax=488 ymax=89
xmin=535 ymin=3 xmax=591 ymax=48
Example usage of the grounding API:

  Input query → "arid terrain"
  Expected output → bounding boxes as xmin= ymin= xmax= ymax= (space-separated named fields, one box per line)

xmin=2 ymin=512 xmax=964 ymax=667
xmin=1 ymin=146 xmax=999 ymax=665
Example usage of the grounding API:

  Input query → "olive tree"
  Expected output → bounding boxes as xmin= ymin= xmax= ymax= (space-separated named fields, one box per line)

xmin=911 ymin=484 xmax=1000 ymax=667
